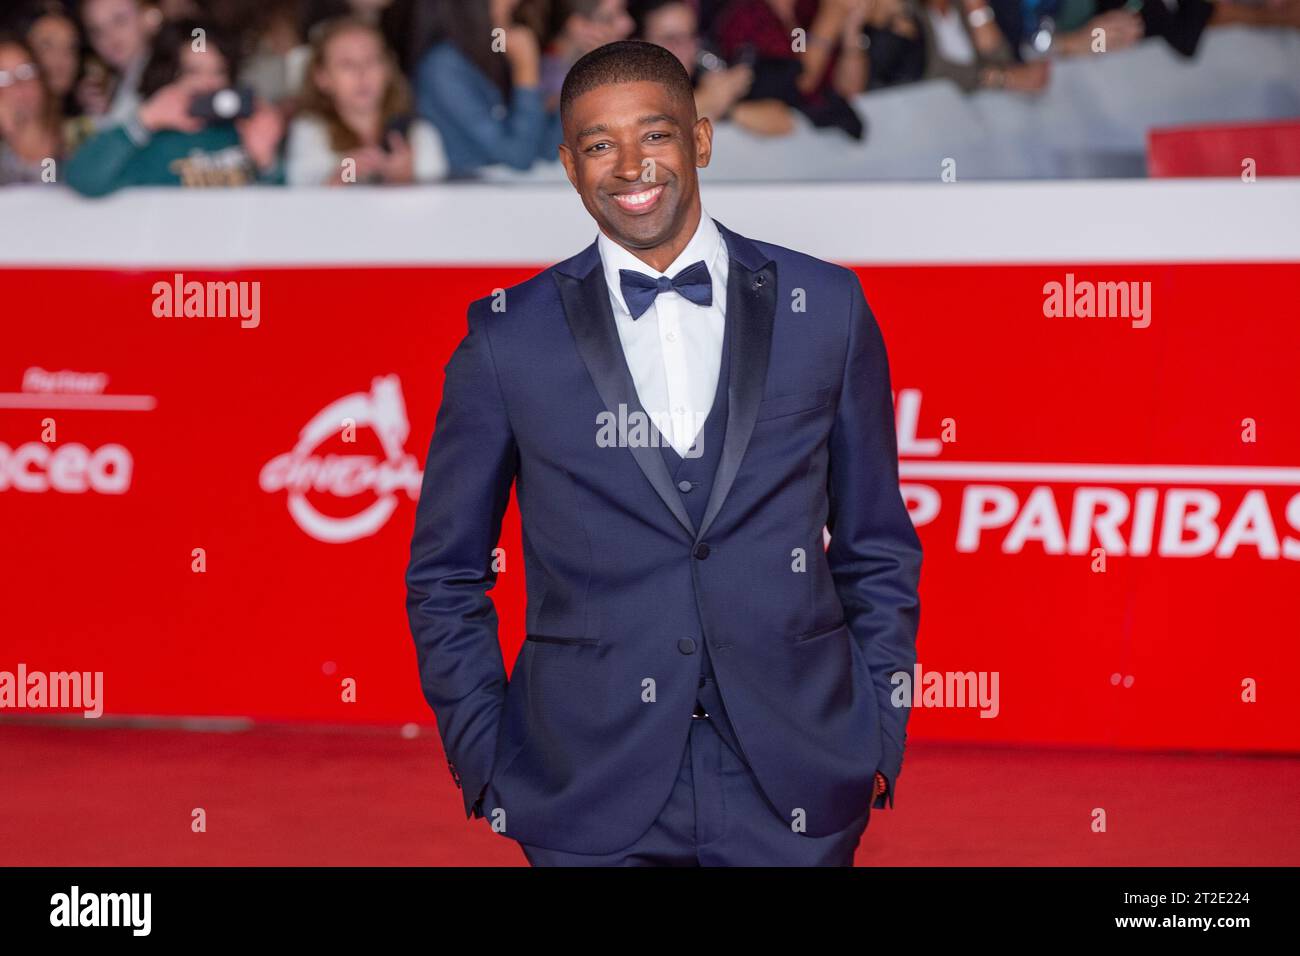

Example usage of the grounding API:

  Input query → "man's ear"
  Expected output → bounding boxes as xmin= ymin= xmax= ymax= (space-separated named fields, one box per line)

xmin=558 ymin=143 xmax=579 ymax=190
xmin=694 ymin=116 xmax=713 ymax=169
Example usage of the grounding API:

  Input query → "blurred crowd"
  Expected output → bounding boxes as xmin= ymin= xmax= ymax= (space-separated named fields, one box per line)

xmin=1 ymin=0 xmax=1297 ymax=194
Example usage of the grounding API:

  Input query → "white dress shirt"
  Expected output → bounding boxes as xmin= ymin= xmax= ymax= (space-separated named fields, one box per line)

xmin=596 ymin=209 xmax=729 ymax=458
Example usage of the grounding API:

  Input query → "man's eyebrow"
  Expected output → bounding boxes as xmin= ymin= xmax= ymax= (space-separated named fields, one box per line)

xmin=576 ymin=114 xmax=681 ymax=139
xmin=637 ymin=113 xmax=679 ymax=128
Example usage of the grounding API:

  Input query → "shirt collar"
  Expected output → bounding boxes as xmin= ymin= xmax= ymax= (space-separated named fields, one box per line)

xmin=597 ymin=208 xmax=723 ymax=317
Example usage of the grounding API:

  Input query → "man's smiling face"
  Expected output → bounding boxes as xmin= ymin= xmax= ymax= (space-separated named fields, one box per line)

xmin=560 ymin=79 xmax=712 ymax=267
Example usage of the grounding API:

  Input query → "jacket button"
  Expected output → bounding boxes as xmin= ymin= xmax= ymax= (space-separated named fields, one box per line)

xmin=677 ymin=480 xmax=693 ymax=492
xmin=678 ymin=638 xmax=697 ymax=654
xmin=693 ymin=542 xmax=710 ymax=559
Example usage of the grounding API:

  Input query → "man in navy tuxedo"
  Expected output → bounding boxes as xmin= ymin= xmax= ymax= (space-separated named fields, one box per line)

xmin=406 ymin=39 xmax=921 ymax=866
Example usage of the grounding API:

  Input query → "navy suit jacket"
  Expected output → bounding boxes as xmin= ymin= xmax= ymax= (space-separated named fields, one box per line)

xmin=406 ymin=218 xmax=922 ymax=854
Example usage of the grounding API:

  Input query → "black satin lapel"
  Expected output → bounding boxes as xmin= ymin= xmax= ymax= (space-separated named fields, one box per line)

xmin=555 ymin=266 xmax=697 ymax=538
xmin=696 ymin=257 xmax=777 ymax=541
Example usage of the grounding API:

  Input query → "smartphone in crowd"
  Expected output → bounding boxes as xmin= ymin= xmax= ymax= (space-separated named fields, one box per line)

xmin=188 ymin=87 xmax=256 ymax=122
xmin=380 ymin=114 xmax=413 ymax=153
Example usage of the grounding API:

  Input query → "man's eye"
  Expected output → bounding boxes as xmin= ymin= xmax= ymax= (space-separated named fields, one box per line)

xmin=646 ymin=132 xmax=669 ymax=142
xmin=587 ymin=142 xmax=610 ymax=153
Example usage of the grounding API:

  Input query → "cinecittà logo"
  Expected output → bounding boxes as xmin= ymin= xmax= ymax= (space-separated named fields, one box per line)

xmin=259 ymin=374 xmax=423 ymax=543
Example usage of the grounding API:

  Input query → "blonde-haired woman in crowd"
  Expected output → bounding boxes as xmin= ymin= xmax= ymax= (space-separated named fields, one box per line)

xmin=285 ymin=16 xmax=447 ymax=185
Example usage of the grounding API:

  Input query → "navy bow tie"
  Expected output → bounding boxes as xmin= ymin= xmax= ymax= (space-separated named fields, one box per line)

xmin=618 ymin=260 xmax=713 ymax=320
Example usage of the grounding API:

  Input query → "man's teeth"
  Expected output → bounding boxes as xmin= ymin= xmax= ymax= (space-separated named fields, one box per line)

xmin=618 ymin=187 xmax=662 ymax=206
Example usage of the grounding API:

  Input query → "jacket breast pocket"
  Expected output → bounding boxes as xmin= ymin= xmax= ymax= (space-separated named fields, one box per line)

xmin=754 ymin=386 xmax=832 ymax=423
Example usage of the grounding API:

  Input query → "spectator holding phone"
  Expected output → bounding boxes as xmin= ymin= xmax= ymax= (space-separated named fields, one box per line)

xmin=0 ymin=34 xmax=64 ymax=185
xmin=286 ymin=17 xmax=448 ymax=185
xmin=65 ymin=19 xmax=285 ymax=196
xmin=415 ymin=0 xmax=561 ymax=176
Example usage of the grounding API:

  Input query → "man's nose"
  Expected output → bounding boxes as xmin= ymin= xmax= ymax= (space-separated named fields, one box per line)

xmin=616 ymin=148 xmax=653 ymax=183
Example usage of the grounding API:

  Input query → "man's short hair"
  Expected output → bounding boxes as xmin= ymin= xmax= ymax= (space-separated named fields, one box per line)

xmin=560 ymin=39 xmax=696 ymax=127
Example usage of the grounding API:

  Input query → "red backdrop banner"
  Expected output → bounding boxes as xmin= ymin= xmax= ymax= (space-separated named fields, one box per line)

xmin=3 ymin=262 xmax=1297 ymax=752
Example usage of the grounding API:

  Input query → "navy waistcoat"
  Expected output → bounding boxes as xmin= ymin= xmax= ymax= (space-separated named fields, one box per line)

xmin=656 ymin=306 xmax=749 ymax=766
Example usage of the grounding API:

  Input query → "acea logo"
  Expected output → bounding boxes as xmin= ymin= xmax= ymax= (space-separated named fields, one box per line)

xmin=0 ymin=368 xmax=147 ymax=495
xmin=259 ymin=374 xmax=423 ymax=543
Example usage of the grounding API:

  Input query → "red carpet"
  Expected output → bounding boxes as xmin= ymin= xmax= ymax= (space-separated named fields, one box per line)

xmin=2 ymin=722 xmax=1296 ymax=866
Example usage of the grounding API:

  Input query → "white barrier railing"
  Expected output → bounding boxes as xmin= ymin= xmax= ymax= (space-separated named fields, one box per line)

xmin=1 ymin=179 xmax=1297 ymax=266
